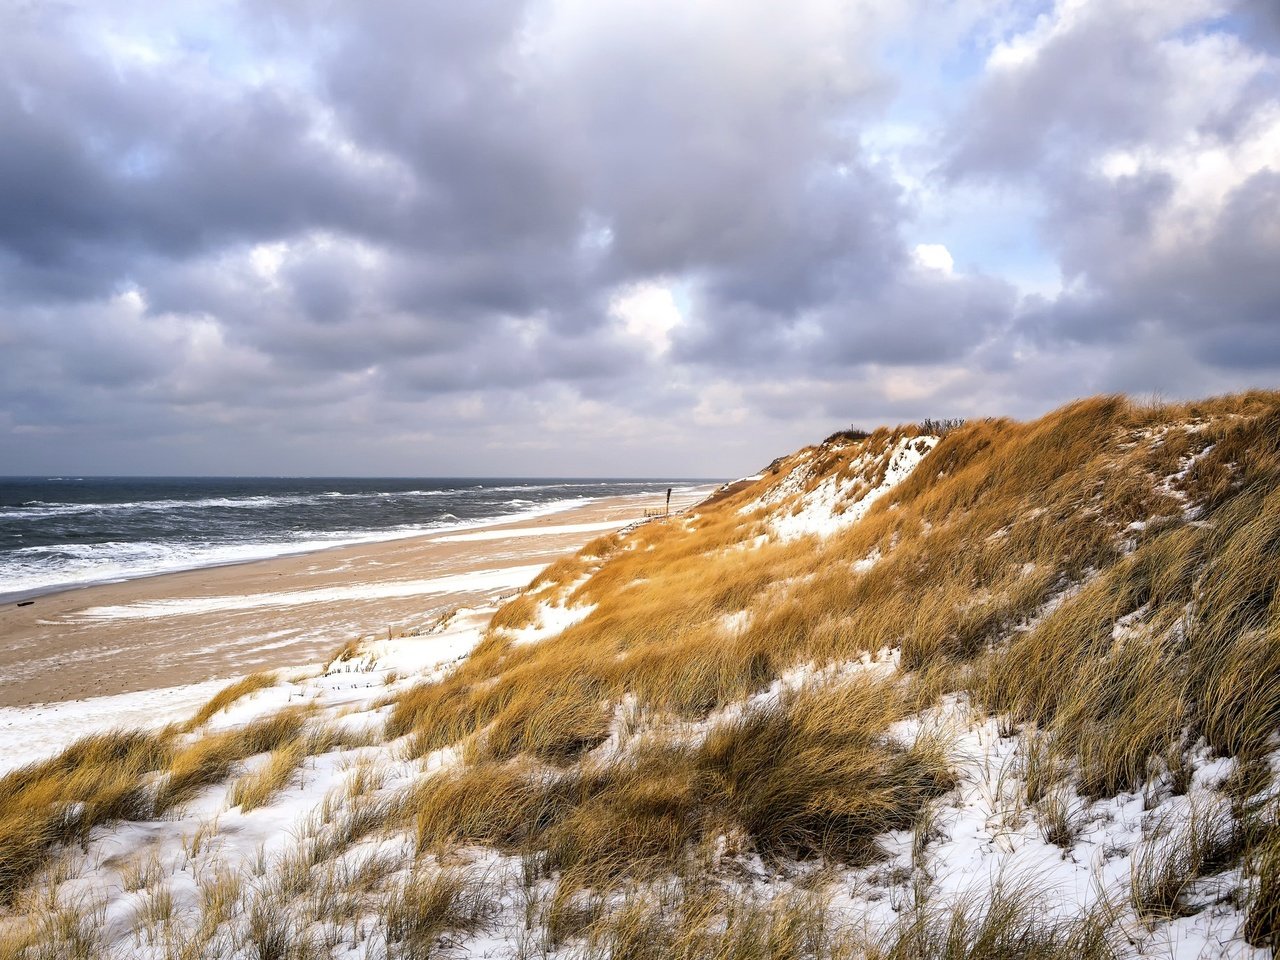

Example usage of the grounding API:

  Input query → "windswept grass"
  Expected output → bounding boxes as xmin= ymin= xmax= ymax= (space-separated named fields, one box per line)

xmin=475 ymin=672 xmax=612 ymax=763
xmin=1245 ymin=810 xmax=1280 ymax=951
xmin=231 ymin=740 xmax=307 ymax=812
xmin=377 ymin=390 xmax=1280 ymax=949
xmin=582 ymin=888 xmax=840 ymax=960
xmin=0 ymin=707 xmax=313 ymax=910
xmin=411 ymin=676 xmax=949 ymax=892
xmin=0 ymin=888 xmax=108 ymax=960
xmin=697 ymin=679 xmax=952 ymax=862
xmin=383 ymin=866 xmax=493 ymax=959
xmin=0 ymin=730 xmax=171 ymax=905
xmin=184 ymin=672 xmax=277 ymax=731
xmin=156 ymin=711 xmax=306 ymax=815
xmin=869 ymin=885 xmax=1119 ymax=960
xmin=1128 ymin=800 xmax=1245 ymax=922
xmin=8 ymin=390 xmax=1280 ymax=953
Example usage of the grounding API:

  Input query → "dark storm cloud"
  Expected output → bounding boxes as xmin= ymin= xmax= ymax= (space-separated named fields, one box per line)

xmin=1 ymin=0 xmax=1278 ymax=476
xmin=674 ymin=265 xmax=1018 ymax=371
xmin=1240 ymin=0 xmax=1280 ymax=47
xmin=0 ymin=6 xmax=403 ymax=298
xmin=944 ymin=0 xmax=1280 ymax=401
xmin=1024 ymin=167 xmax=1280 ymax=363
xmin=945 ymin=13 xmax=1173 ymax=179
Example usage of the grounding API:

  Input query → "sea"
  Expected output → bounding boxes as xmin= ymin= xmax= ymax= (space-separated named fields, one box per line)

xmin=0 ymin=477 xmax=708 ymax=604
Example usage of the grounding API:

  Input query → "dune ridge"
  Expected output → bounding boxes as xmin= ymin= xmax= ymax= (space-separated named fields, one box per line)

xmin=3 ymin=391 xmax=1280 ymax=958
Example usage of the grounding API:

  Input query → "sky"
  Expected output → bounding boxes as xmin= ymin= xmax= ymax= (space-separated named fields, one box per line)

xmin=1 ymin=0 xmax=1278 ymax=478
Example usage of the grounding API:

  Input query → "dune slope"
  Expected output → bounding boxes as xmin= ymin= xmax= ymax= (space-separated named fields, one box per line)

xmin=4 ymin=391 xmax=1280 ymax=959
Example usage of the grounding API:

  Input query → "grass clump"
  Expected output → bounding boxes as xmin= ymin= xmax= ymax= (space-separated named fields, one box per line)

xmin=185 ymin=672 xmax=277 ymax=730
xmin=582 ymin=889 xmax=840 ymax=960
xmin=1034 ymin=787 xmax=1090 ymax=850
xmin=231 ymin=740 xmax=307 ymax=812
xmin=0 ymin=889 xmax=109 ymax=960
xmin=1245 ymin=813 xmax=1280 ymax=951
xmin=0 ymin=730 xmax=171 ymax=905
xmin=243 ymin=892 xmax=319 ymax=960
xmin=411 ymin=676 xmax=950 ymax=892
xmin=488 ymin=591 xmax=541 ymax=631
xmin=412 ymin=761 xmax=574 ymax=853
xmin=870 ymin=886 xmax=1118 ymax=960
xmin=383 ymin=867 xmax=493 ymax=959
xmin=156 ymin=711 xmax=306 ymax=815
xmin=697 ymin=679 xmax=952 ymax=862
xmin=1128 ymin=801 xmax=1245 ymax=922
xmin=475 ymin=674 xmax=612 ymax=764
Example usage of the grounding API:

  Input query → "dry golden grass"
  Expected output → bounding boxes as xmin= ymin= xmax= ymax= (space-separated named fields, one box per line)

xmin=383 ymin=866 xmax=492 ymax=959
xmin=231 ymin=740 xmax=307 ymax=812
xmin=1184 ymin=486 xmax=1280 ymax=763
xmin=7 ymin=390 xmax=1280 ymax=950
xmin=243 ymin=891 xmax=318 ymax=960
xmin=195 ymin=867 xmax=244 ymax=943
xmin=581 ymin=531 xmax=624 ymax=559
xmin=390 ymin=673 xmax=509 ymax=758
xmin=868 ymin=885 xmax=1119 ymax=960
xmin=155 ymin=711 xmax=306 ymax=815
xmin=411 ymin=760 xmax=570 ymax=853
xmin=0 ymin=730 xmax=171 ymax=905
xmin=376 ymin=389 xmax=1280 ymax=924
xmin=409 ymin=675 xmax=948 ymax=894
xmin=474 ymin=671 xmax=612 ymax=763
xmin=487 ymin=589 xmax=541 ymax=631
xmin=1245 ymin=810 xmax=1280 ymax=951
xmin=1128 ymin=800 xmax=1244 ymax=922
xmin=184 ymin=672 xmax=277 ymax=731
xmin=1034 ymin=786 xmax=1089 ymax=849
xmin=960 ymin=400 xmax=1280 ymax=797
xmin=697 ymin=678 xmax=952 ymax=862
xmin=528 ymin=555 xmax=591 ymax=592
xmin=325 ymin=638 xmax=363 ymax=668
xmin=0 ymin=888 xmax=107 ymax=960
xmin=120 ymin=850 xmax=164 ymax=894
xmin=582 ymin=888 xmax=840 ymax=960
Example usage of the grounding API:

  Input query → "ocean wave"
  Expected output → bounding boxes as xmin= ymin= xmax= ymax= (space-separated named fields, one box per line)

xmin=0 ymin=492 xmax=616 ymax=601
xmin=1 ymin=528 xmax=437 ymax=599
xmin=0 ymin=483 xmax=645 ymax=521
xmin=5 ymin=493 xmax=334 ymax=520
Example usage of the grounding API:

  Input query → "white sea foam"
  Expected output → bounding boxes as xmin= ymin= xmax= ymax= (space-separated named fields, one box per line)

xmin=0 ymin=496 xmax=596 ymax=600
xmin=4 ymin=492 xmax=350 ymax=519
xmin=1 ymin=482 xmax=687 ymax=521
xmin=0 ymin=478 xmax=715 ymax=602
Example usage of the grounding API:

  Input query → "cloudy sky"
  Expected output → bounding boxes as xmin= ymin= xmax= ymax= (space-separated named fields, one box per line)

xmin=2 ymin=0 xmax=1278 ymax=477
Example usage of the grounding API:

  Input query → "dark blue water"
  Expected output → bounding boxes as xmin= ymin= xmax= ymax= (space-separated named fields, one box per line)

xmin=0 ymin=477 xmax=705 ymax=602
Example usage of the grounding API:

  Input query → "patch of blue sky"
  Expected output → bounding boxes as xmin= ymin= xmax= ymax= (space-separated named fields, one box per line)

xmin=860 ymin=1 xmax=1064 ymax=296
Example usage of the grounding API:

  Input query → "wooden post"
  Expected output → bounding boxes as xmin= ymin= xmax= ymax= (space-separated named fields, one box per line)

xmin=666 ymin=488 xmax=672 ymax=516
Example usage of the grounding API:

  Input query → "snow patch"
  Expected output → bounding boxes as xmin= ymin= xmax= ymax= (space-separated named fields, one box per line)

xmin=506 ymin=598 xmax=597 ymax=645
xmin=771 ymin=436 xmax=938 ymax=541
xmin=71 ymin=565 xmax=544 ymax=620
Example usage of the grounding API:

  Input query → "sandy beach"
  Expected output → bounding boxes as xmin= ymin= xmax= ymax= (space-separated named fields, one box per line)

xmin=0 ymin=487 xmax=712 ymax=710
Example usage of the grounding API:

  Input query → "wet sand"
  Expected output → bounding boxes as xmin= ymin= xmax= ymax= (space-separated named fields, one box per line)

xmin=0 ymin=489 xmax=712 ymax=708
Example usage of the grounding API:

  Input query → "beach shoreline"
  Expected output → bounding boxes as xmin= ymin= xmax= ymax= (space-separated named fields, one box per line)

xmin=0 ymin=486 xmax=715 ymax=711
xmin=0 ymin=480 xmax=711 ymax=606
xmin=0 ymin=495 xmax=631 ymax=607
